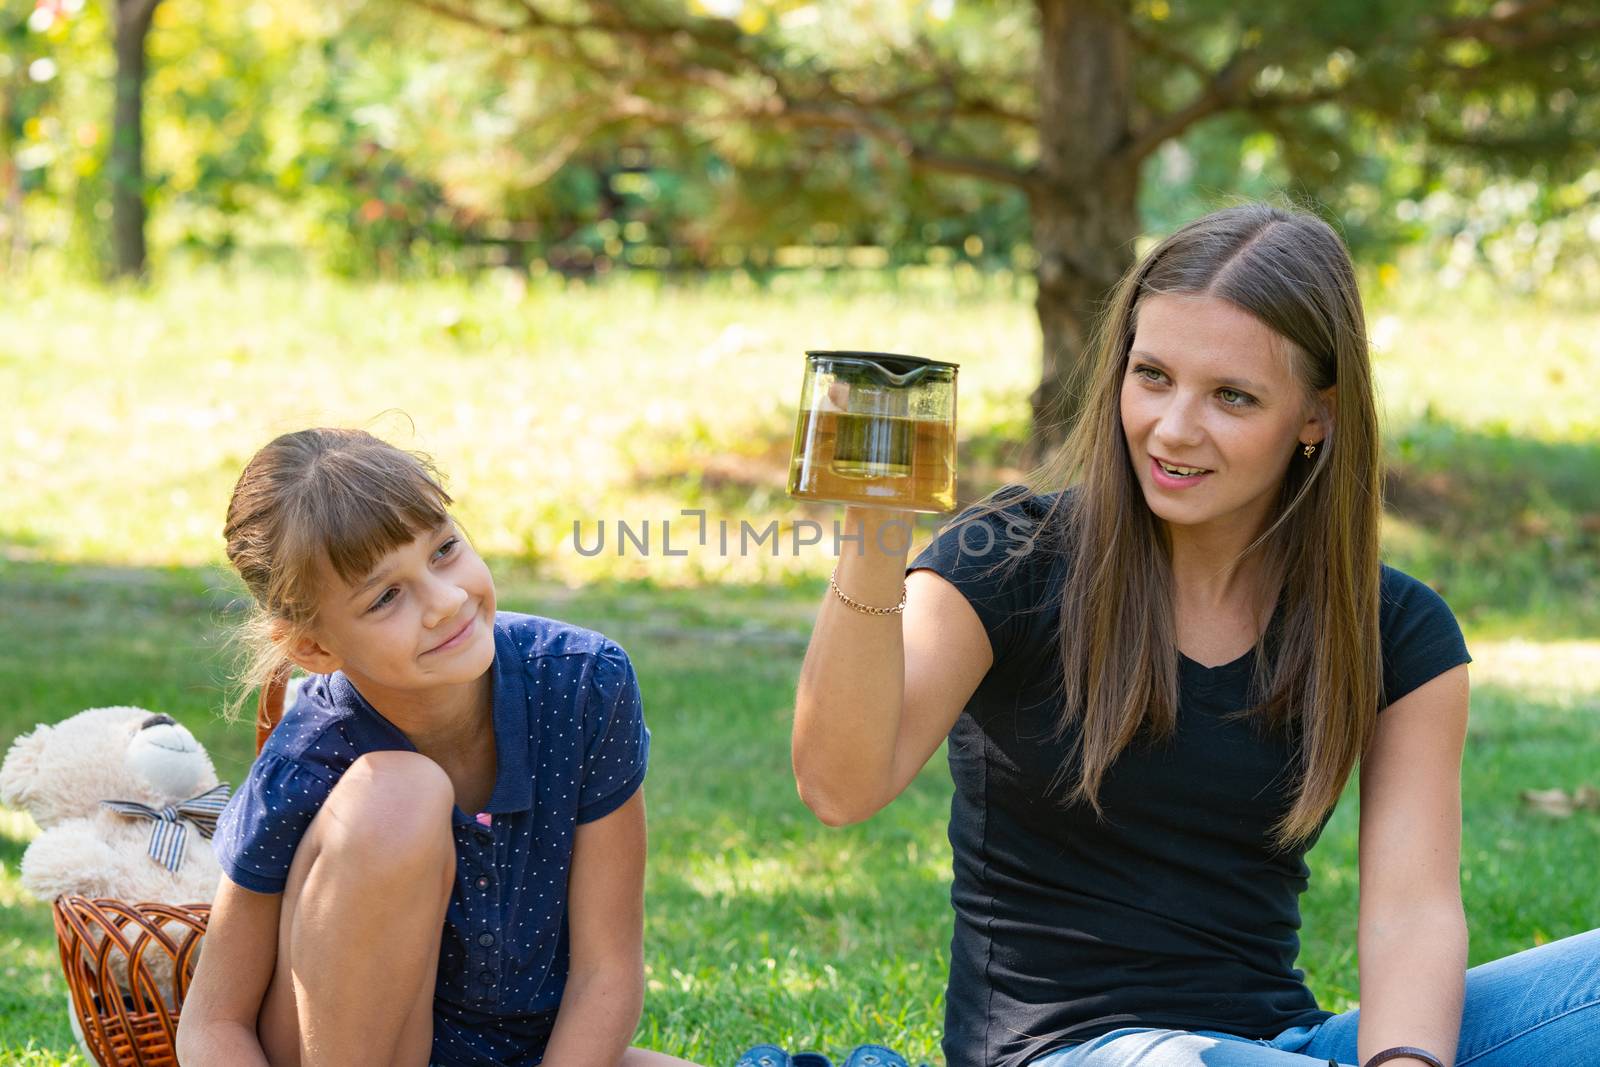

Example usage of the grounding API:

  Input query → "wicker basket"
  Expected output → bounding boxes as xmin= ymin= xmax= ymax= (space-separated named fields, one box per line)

xmin=52 ymin=895 xmax=211 ymax=1067
xmin=48 ymin=671 xmax=289 ymax=1066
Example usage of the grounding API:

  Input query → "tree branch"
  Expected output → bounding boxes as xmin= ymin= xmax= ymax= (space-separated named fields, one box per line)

xmin=410 ymin=0 xmax=531 ymax=37
xmin=748 ymin=97 xmax=1041 ymax=192
xmin=1114 ymin=0 xmax=1599 ymax=169
xmin=1103 ymin=2 xmax=1214 ymax=84
xmin=1465 ymin=14 xmax=1600 ymax=51
xmin=1425 ymin=0 xmax=1564 ymax=44
xmin=1420 ymin=116 xmax=1581 ymax=155
xmin=1366 ymin=0 xmax=1600 ymax=61
xmin=409 ymin=0 xmax=1040 ymax=192
xmin=1115 ymin=45 xmax=1263 ymax=166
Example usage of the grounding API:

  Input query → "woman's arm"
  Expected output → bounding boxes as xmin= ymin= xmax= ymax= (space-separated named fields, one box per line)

xmin=791 ymin=507 xmax=994 ymax=826
xmin=175 ymin=877 xmax=281 ymax=1067
xmin=1355 ymin=663 xmax=1471 ymax=1066
xmin=543 ymin=788 xmax=648 ymax=1066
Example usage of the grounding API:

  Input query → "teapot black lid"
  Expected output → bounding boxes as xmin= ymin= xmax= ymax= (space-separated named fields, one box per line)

xmin=805 ymin=350 xmax=959 ymax=376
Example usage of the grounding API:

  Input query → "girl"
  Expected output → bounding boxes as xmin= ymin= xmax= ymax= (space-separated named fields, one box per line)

xmin=177 ymin=428 xmax=695 ymax=1067
xmin=792 ymin=204 xmax=1600 ymax=1066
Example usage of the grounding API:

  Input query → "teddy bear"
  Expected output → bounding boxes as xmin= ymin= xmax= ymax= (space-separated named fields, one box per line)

xmin=0 ymin=706 xmax=228 ymax=905
xmin=0 ymin=705 xmax=231 ymax=1044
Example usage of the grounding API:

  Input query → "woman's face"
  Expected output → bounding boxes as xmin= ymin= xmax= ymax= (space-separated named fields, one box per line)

xmin=1119 ymin=293 xmax=1331 ymax=539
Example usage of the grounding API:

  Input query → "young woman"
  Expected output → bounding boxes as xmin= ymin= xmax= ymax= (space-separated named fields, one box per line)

xmin=176 ymin=428 xmax=695 ymax=1067
xmin=792 ymin=204 xmax=1599 ymax=1067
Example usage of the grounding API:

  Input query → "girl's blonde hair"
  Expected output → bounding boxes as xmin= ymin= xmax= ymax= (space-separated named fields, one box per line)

xmin=221 ymin=427 xmax=453 ymax=720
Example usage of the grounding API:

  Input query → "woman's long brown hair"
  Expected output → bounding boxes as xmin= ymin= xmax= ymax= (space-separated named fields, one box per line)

xmin=957 ymin=202 xmax=1381 ymax=853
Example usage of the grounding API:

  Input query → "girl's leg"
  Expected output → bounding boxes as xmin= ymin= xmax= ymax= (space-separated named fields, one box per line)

xmin=621 ymin=1048 xmax=707 ymax=1066
xmin=256 ymin=751 xmax=457 ymax=1067
xmin=1295 ymin=926 xmax=1600 ymax=1065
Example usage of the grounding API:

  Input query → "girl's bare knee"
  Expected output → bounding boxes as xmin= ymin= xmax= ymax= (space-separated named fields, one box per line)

xmin=317 ymin=751 xmax=455 ymax=878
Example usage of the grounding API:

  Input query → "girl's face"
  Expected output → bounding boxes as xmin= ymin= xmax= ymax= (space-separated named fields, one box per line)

xmin=292 ymin=520 xmax=497 ymax=692
xmin=1120 ymin=293 xmax=1332 ymax=540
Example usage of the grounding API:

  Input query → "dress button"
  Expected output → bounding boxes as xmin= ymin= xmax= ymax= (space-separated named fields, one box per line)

xmin=478 ymin=932 xmax=496 ymax=947
xmin=475 ymin=876 xmax=491 ymax=890
xmin=479 ymin=970 xmax=496 ymax=985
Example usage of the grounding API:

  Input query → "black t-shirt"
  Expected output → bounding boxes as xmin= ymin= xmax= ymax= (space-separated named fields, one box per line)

xmin=907 ymin=487 xmax=1472 ymax=1067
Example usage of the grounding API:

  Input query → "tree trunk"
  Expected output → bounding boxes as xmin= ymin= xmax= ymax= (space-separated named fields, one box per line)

xmin=1027 ymin=0 xmax=1142 ymax=465
xmin=110 ymin=0 xmax=160 ymax=279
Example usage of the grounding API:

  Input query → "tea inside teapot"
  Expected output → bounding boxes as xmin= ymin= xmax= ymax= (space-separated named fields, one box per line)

xmin=787 ymin=351 xmax=958 ymax=513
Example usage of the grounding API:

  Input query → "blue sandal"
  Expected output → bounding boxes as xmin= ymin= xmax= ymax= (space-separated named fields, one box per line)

xmin=735 ymin=1046 xmax=835 ymax=1067
xmin=840 ymin=1046 xmax=913 ymax=1067
xmin=735 ymin=1046 xmax=791 ymax=1067
xmin=734 ymin=1043 xmax=922 ymax=1067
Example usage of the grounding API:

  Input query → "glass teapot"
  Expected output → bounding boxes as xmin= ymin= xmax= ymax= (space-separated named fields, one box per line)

xmin=786 ymin=350 xmax=958 ymax=513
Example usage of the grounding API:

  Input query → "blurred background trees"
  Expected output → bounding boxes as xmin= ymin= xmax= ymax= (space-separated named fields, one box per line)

xmin=403 ymin=0 xmax=1600 ymax=447
xmin=1 ymin=0 xmax=1596 ymax=439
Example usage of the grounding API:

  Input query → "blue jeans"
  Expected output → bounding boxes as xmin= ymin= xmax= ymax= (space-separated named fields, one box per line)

xmin=1030 ymin=927 xmax=1600 ymax=1066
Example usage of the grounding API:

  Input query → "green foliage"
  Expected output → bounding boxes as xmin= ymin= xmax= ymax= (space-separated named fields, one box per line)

xmin=1107 ymin=0 xmax=1600 ymax=290
xmin=2 ymin=0 xmax=1597 ymax=290
xmin=319 ymin=0 xmax=1598 ymax=286
xmin=1 ymin=0 xmax=98 ymax=272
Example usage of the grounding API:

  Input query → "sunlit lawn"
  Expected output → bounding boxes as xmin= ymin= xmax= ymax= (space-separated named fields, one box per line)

xmin=1 ymin=267 xmax=1596 ymax=1064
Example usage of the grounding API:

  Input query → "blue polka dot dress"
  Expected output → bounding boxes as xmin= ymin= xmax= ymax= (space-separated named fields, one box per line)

xmin=212 ymin=612 xmax=651 ymax=1066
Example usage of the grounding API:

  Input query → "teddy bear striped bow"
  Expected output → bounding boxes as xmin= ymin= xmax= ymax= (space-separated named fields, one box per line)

xmin=101 ymin=783 xmax=232 ymax=872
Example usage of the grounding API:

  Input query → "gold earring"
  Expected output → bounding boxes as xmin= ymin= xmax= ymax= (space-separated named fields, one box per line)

xmin=1302 ymin=442 xmax=1317 ymax=459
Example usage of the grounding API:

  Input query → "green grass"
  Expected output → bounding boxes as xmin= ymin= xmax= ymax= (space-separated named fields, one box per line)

xmin=2 ymin=266 xmax=1594 ymax=617
xmin=1 ymin=267 xmax=1597 ymax=1064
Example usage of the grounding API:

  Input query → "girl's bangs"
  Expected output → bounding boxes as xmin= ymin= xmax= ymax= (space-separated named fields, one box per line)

xmin=271 ymin=460 xmax=453 ymax=616
xmin=318 ymin=470 xmax=452 ymax=587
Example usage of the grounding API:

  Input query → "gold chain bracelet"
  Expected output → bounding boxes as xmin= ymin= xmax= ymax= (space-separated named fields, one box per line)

xmin=829 ymin=568 xmax=907 ymax=615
